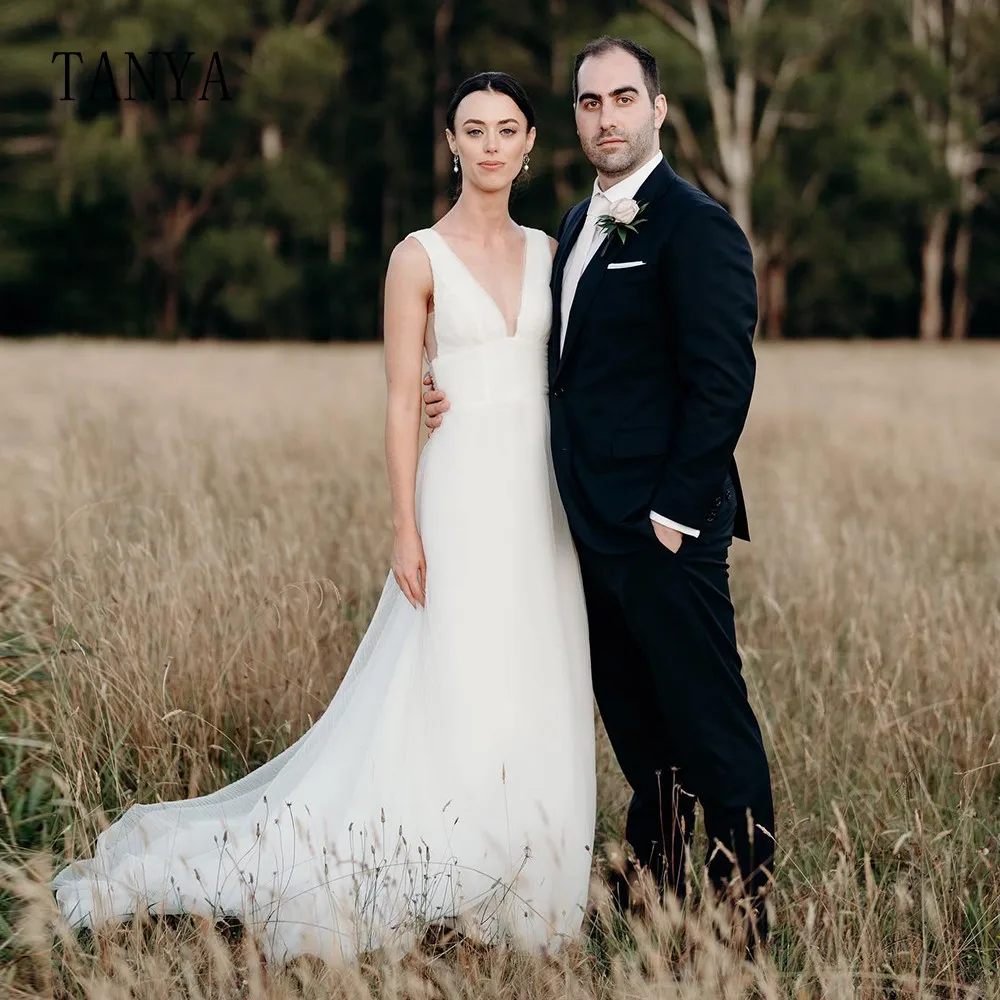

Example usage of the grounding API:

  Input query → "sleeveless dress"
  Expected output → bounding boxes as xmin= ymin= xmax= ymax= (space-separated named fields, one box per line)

xmin=52 ymin=225 xmax=597 ymax=965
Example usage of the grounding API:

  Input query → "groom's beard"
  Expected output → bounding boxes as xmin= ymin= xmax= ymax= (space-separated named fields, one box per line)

xmin=582 ymin=118 xmax=657 ymax=183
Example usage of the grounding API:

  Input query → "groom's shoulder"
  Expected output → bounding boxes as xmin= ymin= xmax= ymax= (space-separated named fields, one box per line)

xmin=661 ymin=174 xmax=748 ymax=244
xmin=665 ymin=172 xmax=727 ymax=219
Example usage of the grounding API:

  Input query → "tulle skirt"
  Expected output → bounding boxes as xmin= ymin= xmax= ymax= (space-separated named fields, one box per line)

xmin=53 ymin=338 xmax=597 ymax=965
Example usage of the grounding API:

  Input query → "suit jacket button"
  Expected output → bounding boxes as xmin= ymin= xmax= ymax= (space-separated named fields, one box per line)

xmin=552 ymin=386 xmax=565 ymax=398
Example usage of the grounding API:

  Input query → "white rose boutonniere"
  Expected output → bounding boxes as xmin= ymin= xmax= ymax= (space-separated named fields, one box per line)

xmin=595 ymin=197 xmax=648 ymax=255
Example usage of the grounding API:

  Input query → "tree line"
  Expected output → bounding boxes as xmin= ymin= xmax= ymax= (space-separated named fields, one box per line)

xmin=1 ymin=0 xmax=998 ymax=342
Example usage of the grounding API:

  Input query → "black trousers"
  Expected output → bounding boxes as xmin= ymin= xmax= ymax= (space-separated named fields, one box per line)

xmin=574 ymin=480 xmax=775 ymax=945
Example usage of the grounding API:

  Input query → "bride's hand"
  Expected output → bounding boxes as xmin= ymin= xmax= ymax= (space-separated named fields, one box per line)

xmin=392 ymin=527 xmax=427 ymax=608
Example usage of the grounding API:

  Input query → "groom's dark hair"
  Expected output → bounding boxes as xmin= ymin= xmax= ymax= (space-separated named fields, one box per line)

xmin=572 ymin=36 xmax=660 ymax=105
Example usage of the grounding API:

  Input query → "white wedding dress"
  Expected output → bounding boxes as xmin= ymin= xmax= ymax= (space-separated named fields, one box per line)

xmin=53 ymin=225 xmax=597 ymax=966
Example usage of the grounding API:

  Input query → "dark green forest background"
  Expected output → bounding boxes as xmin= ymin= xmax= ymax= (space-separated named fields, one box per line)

xmin=2 ymin=0 xmax=998 ymax=342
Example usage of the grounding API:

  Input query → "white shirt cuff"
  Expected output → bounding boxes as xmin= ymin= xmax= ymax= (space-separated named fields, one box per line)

xmin=649 ymin=511 xmax=701 ymax=538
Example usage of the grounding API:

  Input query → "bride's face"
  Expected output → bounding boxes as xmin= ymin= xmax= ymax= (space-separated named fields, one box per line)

xmin=447 ymin=90 xmax=535 ymax=194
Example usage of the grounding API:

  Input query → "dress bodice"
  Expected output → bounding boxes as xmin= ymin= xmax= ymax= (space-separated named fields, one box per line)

xmin=407 ymin=226 xmax=552 ymax=360
xmin=405 ymin=226 xmax=553 ymax=409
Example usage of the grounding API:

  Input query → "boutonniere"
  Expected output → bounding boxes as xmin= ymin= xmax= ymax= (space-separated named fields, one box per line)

xmin=595 ymin=198 xmax=648 ymax=255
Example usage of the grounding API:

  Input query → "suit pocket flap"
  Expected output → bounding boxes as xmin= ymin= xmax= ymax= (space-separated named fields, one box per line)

xmin=612 ymin=426 xmax=668 ymax=458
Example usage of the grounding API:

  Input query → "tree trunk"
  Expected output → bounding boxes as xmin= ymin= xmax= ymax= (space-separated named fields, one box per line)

xmin=549 ymin=0 xmax=573 ymax=211
xmin=432 ymin=0 xmax=455 ymax=220
xmin=155 ymin=197 xmax=196 ymax=339
xmin=158 ymin=269 xmax=179 ymax=339
xmin=120 ymin=102 xmax=140 ymax=144
xmin=328 ymin=221 xmax=346 ymax=263
xmin=261 ymin=123 xmax=282 ymax=161
xmin=919 ymin=208 xmax=949 ymax=340
xmin=765 ymin=251 xmax=787 ymax=340
xmin=729 ymin=168 xmax=755 ymax=238
xmin=949 ymin=213 xmax=972 ymax=340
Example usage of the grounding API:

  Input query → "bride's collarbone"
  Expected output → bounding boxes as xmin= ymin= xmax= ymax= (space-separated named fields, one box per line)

xmin=435 ymin=228 xmax=528 ymax=285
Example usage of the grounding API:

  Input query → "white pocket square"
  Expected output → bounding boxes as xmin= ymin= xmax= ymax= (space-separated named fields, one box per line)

xmin=607 ymin=260 xmax=646 ymax=270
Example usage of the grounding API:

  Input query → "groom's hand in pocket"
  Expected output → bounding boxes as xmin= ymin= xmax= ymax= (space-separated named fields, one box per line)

xmin=422 ymin=372 xmax=449 ymax=433
xmin=652 ymin=520 xmax=684 ymax=553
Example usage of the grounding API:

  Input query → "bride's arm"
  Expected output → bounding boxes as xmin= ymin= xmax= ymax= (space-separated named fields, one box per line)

xmin=383 ymin=237 xmax=433 ymax=608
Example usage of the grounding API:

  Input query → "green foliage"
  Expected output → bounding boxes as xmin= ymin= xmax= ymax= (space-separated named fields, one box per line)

xmin=242 ymin=26 xmax=343 ymax=129
xmin=0 ymin=0 xmax=998 ymax=338
xmin=184 ymin=224 xmax=300 ymax=324
xmin=260 ymin=154 xmax=344 ymax=238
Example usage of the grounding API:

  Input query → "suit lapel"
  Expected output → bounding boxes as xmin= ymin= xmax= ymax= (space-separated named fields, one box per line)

xmin=555 ymin=225 xmax=624 ymax=377
xmin=548 ymin=201 xmax=589 ymax=383
xmin=553 ymin=158 xmax=680 ymax=380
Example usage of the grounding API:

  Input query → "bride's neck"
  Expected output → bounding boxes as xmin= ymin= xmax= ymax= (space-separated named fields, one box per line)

xmin=449 ymin=189 xmax=515 ymax=241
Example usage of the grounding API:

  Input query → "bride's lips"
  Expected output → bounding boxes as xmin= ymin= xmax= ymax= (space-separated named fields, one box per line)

xmin=479 ymin=161 xmax=505 ymax=170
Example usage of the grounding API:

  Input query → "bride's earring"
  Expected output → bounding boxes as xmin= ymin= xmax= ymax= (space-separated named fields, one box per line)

xmin=453 ymin=154 xmax=459 ymax=174
xmin=523 ymin=155 xmax=530 ymax=173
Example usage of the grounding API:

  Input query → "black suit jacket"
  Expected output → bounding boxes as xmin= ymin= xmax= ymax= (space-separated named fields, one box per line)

xmin=547 ymin=157 xmax=757 ymax=555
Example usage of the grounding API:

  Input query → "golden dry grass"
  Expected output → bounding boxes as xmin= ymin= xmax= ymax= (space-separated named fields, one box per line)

xmin=1 ymin=338 xmax=999 ymax=999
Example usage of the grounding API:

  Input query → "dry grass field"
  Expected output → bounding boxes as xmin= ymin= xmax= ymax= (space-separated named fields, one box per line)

xmin=1 ymin=338 xmax=999 ymax=999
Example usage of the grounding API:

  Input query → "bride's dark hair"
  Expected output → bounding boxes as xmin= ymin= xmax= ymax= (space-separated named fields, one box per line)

xmin=445 ymin=71 xmax=536 ymax=134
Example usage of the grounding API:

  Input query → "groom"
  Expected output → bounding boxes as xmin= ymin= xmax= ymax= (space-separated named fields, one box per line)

xmin=424 ymin=36 xmax=775 ymax=953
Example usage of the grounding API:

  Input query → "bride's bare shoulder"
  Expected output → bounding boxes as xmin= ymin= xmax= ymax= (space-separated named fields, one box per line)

xmin=523 ymin=226 xmax=559 ymax=260
xmin=384 ymin=234 xmax=433 ymax=309
xmin=387 ymin=233 xmax=432 ymax=276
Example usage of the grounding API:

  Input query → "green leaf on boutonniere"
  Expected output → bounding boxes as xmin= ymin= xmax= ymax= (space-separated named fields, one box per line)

xmin=595 ymin=200 xmax=649 ymax=256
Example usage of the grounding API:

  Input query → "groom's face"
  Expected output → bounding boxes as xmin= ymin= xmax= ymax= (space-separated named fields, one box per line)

xmin=574 ymin=48 xmax=666 ymax=181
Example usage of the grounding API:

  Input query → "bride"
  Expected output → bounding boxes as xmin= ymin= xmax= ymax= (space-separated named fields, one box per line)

xmin=53 ymin=71 xmax=597 ymax=966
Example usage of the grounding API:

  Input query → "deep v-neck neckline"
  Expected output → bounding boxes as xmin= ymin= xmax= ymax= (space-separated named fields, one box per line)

xmin=431 ymin=226 xmax=530 ymax=339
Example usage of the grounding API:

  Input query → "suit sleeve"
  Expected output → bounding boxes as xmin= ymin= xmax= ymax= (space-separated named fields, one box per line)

xmin=650 ymin=203 xmax=757 ymax=531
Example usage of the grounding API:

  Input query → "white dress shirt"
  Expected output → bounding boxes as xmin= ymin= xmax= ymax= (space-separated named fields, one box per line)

xmin=558 ymin=148 xmax=700 ymax=539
